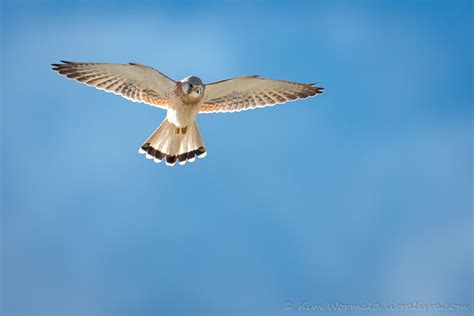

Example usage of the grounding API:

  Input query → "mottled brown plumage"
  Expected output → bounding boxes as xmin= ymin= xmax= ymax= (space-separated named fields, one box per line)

xmin=51 ymin=61 xmax=173 ymax=108
xmin=202 ymin=76 xmax=323 ymax=113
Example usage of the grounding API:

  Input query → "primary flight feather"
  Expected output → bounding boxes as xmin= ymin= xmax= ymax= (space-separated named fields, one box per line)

xmin=52 ymin=61 xmax=324 ymax=166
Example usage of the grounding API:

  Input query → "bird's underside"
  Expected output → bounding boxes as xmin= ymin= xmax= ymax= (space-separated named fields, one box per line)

xmin=52 ymin=61 xmax=324 ymax=166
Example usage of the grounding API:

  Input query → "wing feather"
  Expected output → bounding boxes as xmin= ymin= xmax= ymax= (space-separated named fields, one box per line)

xmin=51 ymin=61 xmax=176 ymax=109
xmin=201 ymin=76 xmax=323 ymax=113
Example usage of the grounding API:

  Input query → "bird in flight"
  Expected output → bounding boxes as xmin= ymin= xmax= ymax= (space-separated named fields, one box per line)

xmin=52 ymin=61 xmax=324 ymax=166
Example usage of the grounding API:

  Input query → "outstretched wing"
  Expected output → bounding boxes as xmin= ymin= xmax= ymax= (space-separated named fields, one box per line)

xmin=51 ymin=61 xmax=176 ymax=109
xmin=201 ymin=76 xmax=323 ymax=113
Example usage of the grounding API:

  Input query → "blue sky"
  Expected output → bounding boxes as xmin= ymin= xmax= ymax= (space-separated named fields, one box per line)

xmin=1 ymin=0 xmax=472 ymax=315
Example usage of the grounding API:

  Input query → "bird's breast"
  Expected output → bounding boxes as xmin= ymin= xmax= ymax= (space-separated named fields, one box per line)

xmin=166 ymin=101 xmax=201 ymax=127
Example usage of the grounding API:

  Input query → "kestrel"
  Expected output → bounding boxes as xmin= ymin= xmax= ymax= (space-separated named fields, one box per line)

xmin=52 ymin=61 xmax=324 ymax=166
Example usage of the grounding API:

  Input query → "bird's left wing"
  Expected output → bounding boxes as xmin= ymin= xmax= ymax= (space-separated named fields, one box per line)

xmin=52 ymin=61 xmax=176 ymax=109
xmin=201 ymin=76 xmax=323 ymax=113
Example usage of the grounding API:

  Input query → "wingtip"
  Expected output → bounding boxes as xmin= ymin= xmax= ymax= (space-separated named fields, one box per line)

xmin=51 ymin=63 xmax=61 ymax=71
xmin=308 ymin=82 xmax=325 ymax=93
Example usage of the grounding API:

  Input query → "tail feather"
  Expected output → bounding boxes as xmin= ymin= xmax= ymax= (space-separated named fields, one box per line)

xmin=139 ymin=119 xmax=206 ymax=166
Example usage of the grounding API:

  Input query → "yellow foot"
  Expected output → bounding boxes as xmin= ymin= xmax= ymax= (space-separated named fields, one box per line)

xmin=175 ymin=126 xmax=188 ymax=135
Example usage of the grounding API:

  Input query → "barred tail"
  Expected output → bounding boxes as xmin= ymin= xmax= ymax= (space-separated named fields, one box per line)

xmin=139 ymin=119 xmax=206 ymax=166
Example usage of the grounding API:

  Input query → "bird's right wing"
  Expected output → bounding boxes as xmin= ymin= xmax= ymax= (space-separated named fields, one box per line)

xmin=51 ymin=61 xmax=176 ymax=109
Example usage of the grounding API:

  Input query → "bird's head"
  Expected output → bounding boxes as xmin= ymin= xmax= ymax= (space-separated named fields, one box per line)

xmin=180 ymin=76 xmax=204 ymax=99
